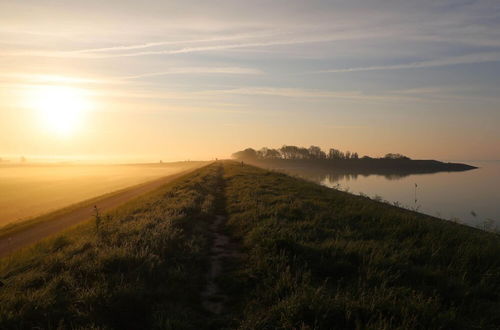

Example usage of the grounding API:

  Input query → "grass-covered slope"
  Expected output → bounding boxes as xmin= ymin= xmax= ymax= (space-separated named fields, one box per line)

xmin=0 ymin=164 xmax=224 ymax=329
xmin=222 ymin=162 xmax=500 ymax=329
xmin=1 ymin=162 xmax=499 ymax=329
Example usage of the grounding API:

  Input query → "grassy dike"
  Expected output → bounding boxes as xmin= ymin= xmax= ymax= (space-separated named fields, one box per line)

xmin=222 ymin=162 xmax=500 ymax=329
xmin=1 ymin=161 xmax=500 ymax=329
xmin=0 ymin=164 xmax=223 ymax=329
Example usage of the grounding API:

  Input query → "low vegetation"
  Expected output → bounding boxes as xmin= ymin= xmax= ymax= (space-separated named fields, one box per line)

xmin=0 ymin=164 xmax=222 ymax=329
xmin=222 ymin=162 xmax=500 ymax=329
xmin=1 ymin=162 xmax=499 ymax=329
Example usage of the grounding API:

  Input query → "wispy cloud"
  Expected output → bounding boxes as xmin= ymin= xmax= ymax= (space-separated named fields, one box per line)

xmin=0 ymin=67 xmax=263 ymax=86
xmin=72 ymin=86 xmax=403 ymax=104
xmin=317 ymin=52 xmax=500 ymax=73
xmin=67 ymin=32 xmax=277 ymax=54
xmin=96 ymin=33 xmax=389 ymax=59
xmin=2 ymin=72 xmax=488 ymax=107
xmin=0 ymin=73 xmax=102 ymax=84
xmin=89 ymin=85 xmax=476 ymax=105
xmin=199 ymin=87 xmax=422 ymax=104
xmin=121 ymin=67 xmax=263 ymax=79
xmin=0 ymin=30 xmax=391 ymax=59
xmin=203 ymin=86 xmax=498 ymax=105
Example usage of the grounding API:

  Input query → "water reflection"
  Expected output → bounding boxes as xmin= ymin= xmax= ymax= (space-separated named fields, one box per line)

xmin=272 ymin=166 xmax=445 ymax=184
xmin=254 ymin=161 xmax=498 ymax=229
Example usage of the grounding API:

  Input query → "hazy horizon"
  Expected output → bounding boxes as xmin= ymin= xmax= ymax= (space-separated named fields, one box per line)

xmin=1 ymin=1 xmax=499 ymax=161
xmin=1 ymin=152 xmax=500 ymax=165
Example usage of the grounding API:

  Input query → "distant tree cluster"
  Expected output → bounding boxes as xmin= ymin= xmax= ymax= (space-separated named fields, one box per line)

xmin=232 ymin=145 xmax=410 ymax=161
xmin=383 ymin=153 xmax=410 ymax=160
xmin=232 ymin=145 xmax=359 ymax=160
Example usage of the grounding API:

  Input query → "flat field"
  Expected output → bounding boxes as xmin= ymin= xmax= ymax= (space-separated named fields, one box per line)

xmin=0 ymin=161 xmax=205 ymax=227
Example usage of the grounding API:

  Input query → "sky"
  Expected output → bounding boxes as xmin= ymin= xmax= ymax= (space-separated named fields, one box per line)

xmin=1 ymin=0 xmax=499 ymax=162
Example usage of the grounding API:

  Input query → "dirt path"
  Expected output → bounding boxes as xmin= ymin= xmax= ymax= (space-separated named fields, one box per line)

xmin=201 ymin=164 xmax=241 ymax=315
xmin=0 ymin=170 xmax=193 ymax=258
xmin=201 ymin=214 xmax=241 ymax=314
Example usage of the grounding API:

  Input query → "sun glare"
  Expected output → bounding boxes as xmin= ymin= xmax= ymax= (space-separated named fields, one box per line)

xmin=31 ymin=85 xmax=90 ymax=136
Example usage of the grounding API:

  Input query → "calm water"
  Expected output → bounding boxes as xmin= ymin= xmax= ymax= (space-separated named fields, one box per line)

xmin=281 ymin=161 xmax=500 ymax=228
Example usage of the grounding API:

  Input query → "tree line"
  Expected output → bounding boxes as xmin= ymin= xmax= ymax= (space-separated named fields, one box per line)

xmin=232 ymin=145 xmax=410 ymax=161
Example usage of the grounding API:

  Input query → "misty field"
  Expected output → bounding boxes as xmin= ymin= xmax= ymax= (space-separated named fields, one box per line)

xmin=0 ymin=162 xmax=204 ymax=228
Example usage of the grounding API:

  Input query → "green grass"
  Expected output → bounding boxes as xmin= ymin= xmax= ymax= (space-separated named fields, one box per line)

xmin=222 ymin=162 xmax=500 ymax=329
xmin=1 ymin=161 xmax=500 ymax=329
xmin=0 ymin=164 xmax=222 ymax=329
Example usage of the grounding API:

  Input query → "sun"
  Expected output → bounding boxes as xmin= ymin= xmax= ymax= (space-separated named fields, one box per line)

xmin=31 ymin=85 xmax=90 ymax=136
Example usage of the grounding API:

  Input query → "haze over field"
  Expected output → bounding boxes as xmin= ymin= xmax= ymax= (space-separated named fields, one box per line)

xmin=1 ymin=0 xmax=499 ymax=162
xmin=0 ymin=162 xmax=203 ymax=227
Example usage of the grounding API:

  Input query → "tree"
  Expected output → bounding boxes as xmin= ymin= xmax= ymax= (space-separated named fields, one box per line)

xmin=297 ymin=147 xmax=310 ymax=159
xmin=233 ymin=145 xmax=364 ymax=161
xmin=280 ymin=145 xmax=301 ymax=159
xmin=232 ymin=148 xmax=258 ymax=160
xmin=328 ymin=148 xmax=344 ymax=160
xmin=384 ymin=153 xmax=410 ymax=160
xmin=257 ymin=147 xmax=268 ymax=159
xmin=266 ymin=148 xmax=281 ymax=159
xmin=308 ymin=146 xmax=326 ymax=159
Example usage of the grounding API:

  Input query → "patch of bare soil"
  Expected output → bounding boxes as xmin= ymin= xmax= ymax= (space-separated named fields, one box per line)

xmin=201 ymin=215 xmax=240 ymax=314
